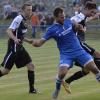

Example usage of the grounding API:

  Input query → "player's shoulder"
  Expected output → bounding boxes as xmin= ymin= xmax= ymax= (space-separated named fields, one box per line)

xmin=64 ymin=18 xmax=72 ymax=25
xmin=47 ymin=23 xmax=59 ymax=31
xmin=13 ymin=15 xmax=23 ymax=22
xmin=65 ymin=18 xmax=72 ymax=22
xmin=76 ymin=13 xmax=85 ymax=19
xmin=71 ymin=12 xmax=86 ymax=23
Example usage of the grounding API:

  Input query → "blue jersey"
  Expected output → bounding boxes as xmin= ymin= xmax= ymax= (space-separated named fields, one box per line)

xmin=42 ymin=18 xmax=85 ymax=56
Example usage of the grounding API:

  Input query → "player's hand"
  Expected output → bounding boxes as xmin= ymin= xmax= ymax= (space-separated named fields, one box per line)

xmin=94 ymin=12 xmax=100 ymax=19
xmin=32 ymin=40 xmax=35 ymax=46
xmin=74 ymin=23 xmax=83 ymax=31
xmin=14 ymin=38 xmax=21 ymax=44
xmin=23 ymin=38 xmax=34 ymax=44
xmin=28 ymin=39 xmax=34 ymax=44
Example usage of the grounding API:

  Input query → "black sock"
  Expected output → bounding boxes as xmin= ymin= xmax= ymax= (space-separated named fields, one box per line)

xmin=0 ymin=70 xmax=3 ymax=77
xmin=28 ymin=70 xmax=35 ymax=92
xmin=94 ymin=58 xmax=100 ymax=70
xmin=65 ymin=70 xmax=88 ymax=84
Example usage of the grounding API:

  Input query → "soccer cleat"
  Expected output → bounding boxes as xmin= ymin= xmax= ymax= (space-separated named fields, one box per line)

xmin=29 ymin=88 xmax=41 ymax=94
xmin=62 ymin=80 xmax=71 ymax=94
xmin=52 ymin=89 xmax=60 ymax=100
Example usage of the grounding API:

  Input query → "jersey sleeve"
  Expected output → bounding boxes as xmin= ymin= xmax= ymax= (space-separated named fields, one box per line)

xmin=42 ymin=26 xmax=55 ymax=40
xmin=71 ymin=13 xmax=85 ymax=23
xmin=9 ymin=15 xmax=23 ymax=30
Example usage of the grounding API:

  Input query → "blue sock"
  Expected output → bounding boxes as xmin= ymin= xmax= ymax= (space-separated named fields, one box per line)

xmin=56 ymin=79 xmax=62 ymax=90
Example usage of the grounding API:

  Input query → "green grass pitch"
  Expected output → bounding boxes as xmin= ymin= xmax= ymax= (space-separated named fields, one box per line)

xmin=0 ymin=38 xmax=100 ymax=100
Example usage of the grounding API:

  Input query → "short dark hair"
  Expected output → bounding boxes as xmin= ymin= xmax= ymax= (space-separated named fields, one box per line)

xmin=53 ymin=7 xmax=63 ymax=17
xmin=73 ymin=2 xmax=81 ymax=7
xmin=84 ymin=1 xmax=97 ymax=9
xmin=22 ymin=3 xmax=32 ymax=10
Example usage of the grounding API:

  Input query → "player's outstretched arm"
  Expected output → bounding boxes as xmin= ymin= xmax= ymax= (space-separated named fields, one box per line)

xmin=32 ymin=39 xmax=46 ymax=47
xmin=86 ymin=12 xmax=100 ymax=22
xmin=23 ymin=37 xmax=33 ymax=44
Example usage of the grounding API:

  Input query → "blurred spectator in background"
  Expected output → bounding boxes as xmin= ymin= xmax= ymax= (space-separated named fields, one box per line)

xmin=32 ymin=4 xmax=37 ymax=12
xmin=38 ymin=1 xmax=45 ymax=12
xmin=31 ymin=12 xmax=40 ymax=38
xmin=40 ymin=14 xmax=46 ymax=33
xmin=80 ymin=0 xmax=96 ymax=6
xmin=32 ymin=1 xmax=45 ymax=12
xmin=73 ymin=2 xmax=82 ymax=15
xmin=73 ymin=0 xmax=81 ymax=4
xmin=39 ymin=13 xmax=54 ymax=33
xmin=45 ymin=14 xmax=54 ymax=26
xmin=11 ymin=4 xmax=18 ymax=19
xmin=3 ymin=2 xmax=12 ymax=19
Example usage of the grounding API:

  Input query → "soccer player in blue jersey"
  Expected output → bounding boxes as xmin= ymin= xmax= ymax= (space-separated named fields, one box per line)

xmin=32 ymin=7 xmax=100 ymax=99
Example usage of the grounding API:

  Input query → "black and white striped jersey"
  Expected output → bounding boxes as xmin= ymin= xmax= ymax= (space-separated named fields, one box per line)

xmin=8 ymin=15 xmax=28 ymax=52
xmin=71 ymin=12 xmax=86 ymax=28
xmin=71 ymin=13 xmax=86 ymax=42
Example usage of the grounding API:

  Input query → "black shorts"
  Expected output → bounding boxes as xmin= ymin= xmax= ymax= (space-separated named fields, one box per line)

xmin=1 ymin=47 xmax=32 ymax=70
xmin=81 ymin=42 xmax=95 ymax=55
xmin=74 ymin=42 xmax=95 ymax=67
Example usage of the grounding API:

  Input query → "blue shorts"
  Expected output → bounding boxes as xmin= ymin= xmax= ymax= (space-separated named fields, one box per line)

xmin=59 ymin=52 xmax=93 ymax=68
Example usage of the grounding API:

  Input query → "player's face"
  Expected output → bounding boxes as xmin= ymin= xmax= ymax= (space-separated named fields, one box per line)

xmin=86 ymin=9 xmax=97 ymax=17
xmin=56 ymin=12 xmax=65 ymax=24
xmin=24 ymin=6 xmax=32 ymax=18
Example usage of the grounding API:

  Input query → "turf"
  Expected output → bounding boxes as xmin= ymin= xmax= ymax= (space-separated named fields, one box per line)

xmin=0 ymin=38 xmax=100 ymax=100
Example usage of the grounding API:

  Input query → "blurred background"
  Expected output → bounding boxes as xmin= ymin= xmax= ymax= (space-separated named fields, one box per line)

xmin=0 ymin=0 xmax=100 ymax=39
xmin=0 ymin=1 xmax=100 ymax=100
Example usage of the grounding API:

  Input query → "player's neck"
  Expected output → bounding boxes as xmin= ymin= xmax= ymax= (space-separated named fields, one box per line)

xmin=56 ymin=21 xmax=63 ymax=25
xmin=22 ymin=13 xmax=29 ymax=20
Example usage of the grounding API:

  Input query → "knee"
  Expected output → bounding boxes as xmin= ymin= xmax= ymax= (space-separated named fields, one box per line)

xmin=93 ymin=51 xmax=100 ymax=58
xmin=58 ymin=70 xmax=68 ymax=80
xmin=58 ymin=74 xmax=66 ymax=80
xmin=58 ymin=66 xmax=68 ymax=80
xmin=27 ymin=62 xmax=35 ymax=71
xmin=82 ymin=68 xmax=89 ymax=75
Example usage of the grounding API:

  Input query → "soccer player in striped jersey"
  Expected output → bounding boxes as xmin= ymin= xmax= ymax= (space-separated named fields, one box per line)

xmin=32 ymin=7 xmax=100 ymax=99
xmin=63 ymin=1 xmax=100 ymax=93
xmin=0 ymin=3 xmax=38 ymax=94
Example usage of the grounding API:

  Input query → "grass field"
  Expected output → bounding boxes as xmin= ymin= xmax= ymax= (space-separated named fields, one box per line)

xmin=0 ymin=37 xmax=100 ymax=100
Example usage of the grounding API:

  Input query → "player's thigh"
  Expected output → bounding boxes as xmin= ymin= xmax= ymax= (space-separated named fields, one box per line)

xmin=26 ymin=62 xmax=35 ymax=71
xmin=59 ymin=54 xmax=73 ymax=69
xmin=15 ymin=49 xmax=32 ymax=68
xmin=1 ymin=51 xmax=15 ymax=70
xmin=85 ymin=60 xmax=99 ymax=74
xmin=93 ymin=51 xmax=100 ymax=58
xmin=76 ymin=52 xmax=93 ymax=67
